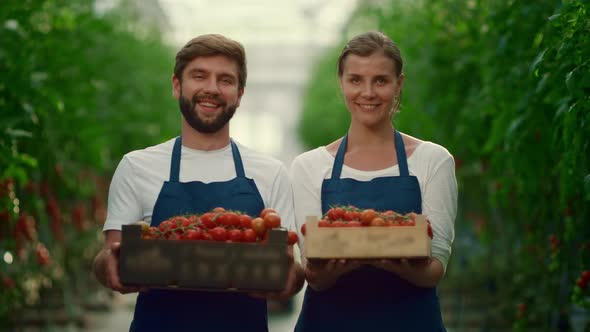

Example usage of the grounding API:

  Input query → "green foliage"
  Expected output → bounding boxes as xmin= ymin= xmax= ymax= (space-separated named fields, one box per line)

xmin=0 ymin=0 xmax=177 ymax=327
xmin=300 ymin=0 xmax=590 ymax=329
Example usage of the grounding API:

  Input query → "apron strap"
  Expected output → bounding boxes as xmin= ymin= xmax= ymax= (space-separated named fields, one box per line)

xmin=394 ymin=130 xmax=410 ymax=176
xmin=169 ymin=136 xmax=182 ymax=182
xmin=330 ymin=131 xmax=409 ymax=179
xmin=330 ymin=134 xmax=348 ymax=180
xmin=230 ymin=140 xmax=246 ymax=178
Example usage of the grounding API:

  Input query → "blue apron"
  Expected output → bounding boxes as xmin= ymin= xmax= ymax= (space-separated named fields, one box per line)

xmin=295 ymin=130 xmax=446 ymax=332
xmin=130 ymin=137 xmax=268 ymax=332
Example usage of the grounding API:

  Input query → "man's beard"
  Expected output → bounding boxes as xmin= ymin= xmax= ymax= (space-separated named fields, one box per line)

xmin=179 ymin=92 xmax=237 ymax=134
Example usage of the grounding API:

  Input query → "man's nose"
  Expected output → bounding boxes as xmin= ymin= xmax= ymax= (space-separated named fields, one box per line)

xmin=203 ymin=77 xmax=220 ymax=94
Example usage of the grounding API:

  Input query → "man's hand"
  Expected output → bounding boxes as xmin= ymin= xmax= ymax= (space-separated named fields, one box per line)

xmin=249 ymin=245 xmax=304 ymax=301
xmin=93 ymin=230 xmax=142 ymax=294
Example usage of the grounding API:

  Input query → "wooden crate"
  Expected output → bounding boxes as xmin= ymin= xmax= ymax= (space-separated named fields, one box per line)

xmin=304 ymin=215 xmax=431 ymax=259
xmin=119 ymin=224 xmax=289 ymax=291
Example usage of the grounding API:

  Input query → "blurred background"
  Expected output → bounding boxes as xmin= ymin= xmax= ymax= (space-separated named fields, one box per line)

xmin=1 ymin=0 xmax=589 ymax=331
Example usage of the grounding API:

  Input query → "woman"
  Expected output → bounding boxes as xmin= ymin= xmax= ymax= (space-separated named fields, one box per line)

xmin=290 ymin=31 xmax=457 ymax=331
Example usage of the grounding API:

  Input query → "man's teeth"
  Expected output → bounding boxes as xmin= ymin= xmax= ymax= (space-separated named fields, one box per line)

xmin=200 ymin=102 xmax=218 ymax=107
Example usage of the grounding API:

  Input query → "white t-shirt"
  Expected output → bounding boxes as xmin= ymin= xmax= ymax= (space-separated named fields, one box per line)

xmin=103 ymin=138 xmax=294 ymax=231
xmin=289 ymin=141 xmax=457 ymax=271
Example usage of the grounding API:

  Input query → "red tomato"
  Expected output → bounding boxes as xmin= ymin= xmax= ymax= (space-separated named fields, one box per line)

xmin=260 ymin=208 xmax=277 ymax=219
xmin=301 ymin=224 xmax=306 ymax=236
xmin=581 ymin=270 xmax=590 ymax=282
xmin=228 ymin=229 xmax=244 ymax=242
xmin=210 ymin=227 xmax=228 ymax=241
xmin=318 ymin=219 xmax=331 ymax=227
xmin=239 ymin=214 xmax=252 ymax=229
xmin=243 ymin=229 xmax=257 ymax=242
xmin=347 ymin=221 xmax=362 ymax=227
xmin=227 ymin=212 xmax=240 ymax=227
xmin=332 ymin=221 xmax=347 ymax=227
xmin=35 ymin=243 xmax=51 ymax=266
xmin=427 ymin=224 xmax=433 ymax=238
xmin=263 ymin=212 xmax=281 ymax=229
xmin=343 ymin=210 xmax=355 ymax=221
xmin=327 ymin=207 xmax=345 ymax=221
xmin=212 ymin=207 xmax=226 ymax=213
xmin=287 ymin=231 xmax=299 ymax=245
xmin=251 ymin=217 xmax=267 ymax=237
xmin=370 ymin=217 xmax=386 ymax=227
xmin=185 ymin=229 xmax=202 ymax=240
xmin=218 ymin=212 xmax=239 ymax=227
xmin=200 ymin=212 xmax=217 ymax=229
xmin=201 ymin=232 xmax=213 ymax=241
xmin=359 ymin=209 xmax=377 ymax=225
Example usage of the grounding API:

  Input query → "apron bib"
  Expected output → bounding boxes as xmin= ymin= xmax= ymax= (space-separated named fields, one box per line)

xmin=295 ymin=130 xmax=445 ymax=332
xmin=130 ymin=137 xmax=268 ymax=332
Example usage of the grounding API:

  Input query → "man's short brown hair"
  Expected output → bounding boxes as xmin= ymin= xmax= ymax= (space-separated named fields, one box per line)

xmin=174 ymin=34 xmax=247 ymax=89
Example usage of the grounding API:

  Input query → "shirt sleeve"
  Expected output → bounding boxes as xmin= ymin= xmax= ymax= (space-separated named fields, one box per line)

xmin=103 ymin=156 xmax=143 ymax=231
xmin=421 ymin=154 xmax=457 ymax=273
xmin=268 ymin=163 xmax=296 ymax=232
xmin=289 ymin=155 xmax=323 ymax=263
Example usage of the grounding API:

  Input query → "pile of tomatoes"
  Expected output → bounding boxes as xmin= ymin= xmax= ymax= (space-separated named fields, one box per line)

xmin=301 ymin=206 xmax=433 ymax=239
xmin=138 ymin=207 xmax=298 ymax=245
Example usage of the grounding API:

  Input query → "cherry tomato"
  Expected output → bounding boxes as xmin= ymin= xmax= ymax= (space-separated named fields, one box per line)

xmin=200 ymin=212 xmax=216 ymax=229
xmin=210 ymin=227 xmax=228 ymax=241
xmin=239 ymin=214 xmax=252 ymax=229
xmin=370 ymin=217 xmax=386 ymax=227
xmin=228 ymin=229 xmax=244 ymax=242
xmin=359 ymin=209 xmax=377 ymax=225
xmin=242 ymin=229 xmax=257 ymax=242
xmin=327 ymin=207 xmax=345 ymax=221
xmin=287 ymin=231 xmax=299 ymax=245
xmin=251 ymin=217 xmax=267 ymax=237
xmin=263 ymin=212 xmax=281 ymax=229
xmin=260 ymin=208 xmax=277 ymax=219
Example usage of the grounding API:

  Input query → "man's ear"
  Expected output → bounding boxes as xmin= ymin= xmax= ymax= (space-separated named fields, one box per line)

xmin=236 ymin=87 xmax=244 ymax=107
xmin=172 ymin=74 xmax=181 ymax=99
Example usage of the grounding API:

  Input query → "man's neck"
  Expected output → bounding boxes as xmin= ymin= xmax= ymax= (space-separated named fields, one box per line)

xmin=180 ymin=122 xmax=231 ymax=151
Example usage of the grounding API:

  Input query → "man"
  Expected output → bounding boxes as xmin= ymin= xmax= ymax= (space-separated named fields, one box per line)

xmin=92 ymin=34 xmax=304 ymax=331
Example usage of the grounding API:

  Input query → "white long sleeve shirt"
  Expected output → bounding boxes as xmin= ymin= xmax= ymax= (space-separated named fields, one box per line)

xmin=289 ymin=141 xmax=457 ymax=271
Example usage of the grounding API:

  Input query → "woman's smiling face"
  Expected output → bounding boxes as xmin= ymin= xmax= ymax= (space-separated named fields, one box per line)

xmin=339 ymin=51 xmax=403 ymax=128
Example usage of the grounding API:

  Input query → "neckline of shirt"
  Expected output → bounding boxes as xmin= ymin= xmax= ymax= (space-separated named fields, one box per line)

xmin=320 ymin=141 xmax=426 ymax=176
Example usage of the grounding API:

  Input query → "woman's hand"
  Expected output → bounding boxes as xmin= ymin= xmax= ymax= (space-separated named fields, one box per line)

xmin=369 ymin=257 xmax=444 ymax=288
xmin=304 ymin=259 xmax=363 ymax=291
